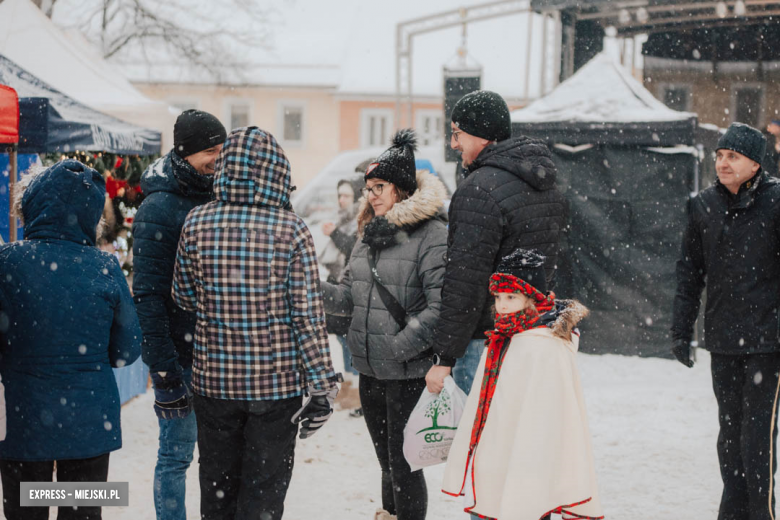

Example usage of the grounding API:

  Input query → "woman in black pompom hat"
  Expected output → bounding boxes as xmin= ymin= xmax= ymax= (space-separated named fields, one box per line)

xmin=322 ymin=129 xmax=449 ymax=520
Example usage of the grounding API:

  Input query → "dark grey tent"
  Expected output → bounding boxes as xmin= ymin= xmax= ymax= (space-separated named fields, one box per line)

xmin=512 ymin=53 xmax=720 ymax=357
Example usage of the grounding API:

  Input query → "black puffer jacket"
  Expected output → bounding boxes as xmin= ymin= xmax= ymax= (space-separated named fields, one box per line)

xmin=131 ymin=152 xmax=213 ymax=375
xmin=431 ymin=136 xmax=566 ymax=361
xmin=672 ymin=171 xmax=780 ymax=354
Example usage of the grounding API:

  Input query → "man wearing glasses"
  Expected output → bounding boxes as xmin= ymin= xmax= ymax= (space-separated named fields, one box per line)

xmin=425 ymin=90 xmax=567 ymax=395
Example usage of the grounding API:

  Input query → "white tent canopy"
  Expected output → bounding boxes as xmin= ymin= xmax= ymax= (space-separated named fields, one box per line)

xmin=0 ymin=0 xmax=176 ymax=149
xmin=511 ymin=52 xmax=695 ymax=124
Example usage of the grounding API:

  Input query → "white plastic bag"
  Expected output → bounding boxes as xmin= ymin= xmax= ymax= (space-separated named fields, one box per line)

xmin=403 ymin=376 xmax=467 ymax=471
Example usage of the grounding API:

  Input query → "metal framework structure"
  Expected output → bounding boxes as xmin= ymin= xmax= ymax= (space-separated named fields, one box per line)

xmin=393 ymin=0 xmax=778 ymax=129
xmin=573 ymin=0 xmax=780 ymax=35
xmin=553 ymin=0 xmax=780 ymax=78
xmin=394 ymin=0 xmax=559 ymax=130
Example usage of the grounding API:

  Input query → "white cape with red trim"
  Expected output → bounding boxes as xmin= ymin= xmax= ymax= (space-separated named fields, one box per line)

xmin=442 ymin=328 xmax=604 ymax=519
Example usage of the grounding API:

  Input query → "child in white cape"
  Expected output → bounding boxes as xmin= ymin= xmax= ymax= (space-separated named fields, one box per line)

xmin=442 ymin=248 xmax=604 ymax=520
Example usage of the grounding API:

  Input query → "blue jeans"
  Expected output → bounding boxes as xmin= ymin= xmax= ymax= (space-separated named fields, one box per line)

xmin=451 ymin=339 xmax=484 ymax=394
xmin=154 ymin=368 xmax=197 ymax=520
xmin=338 ymin=335 xmax=359 ymax=376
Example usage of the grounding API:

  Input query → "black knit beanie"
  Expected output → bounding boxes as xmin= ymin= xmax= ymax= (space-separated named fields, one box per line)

xmin=451 ymin=90 xmax=512 ymax=142
xmin=365 ymin=129 xmax=418 ymax=194
xmin=173 ymin=110 xmax=228 ymax=158
xmin=494 ymin=248 xmax=548 ymax=294
xmin=717 ymin=122 xmax=767 ymax=166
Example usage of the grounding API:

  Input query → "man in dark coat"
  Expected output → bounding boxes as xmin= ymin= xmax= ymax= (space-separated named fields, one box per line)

xmin=425 ymin=90 xmax=566 ymax=394
xmin=131 ymin=109 xmax=226 ymax=520
xmin=672 ymin=122 xmax=780 ymax=520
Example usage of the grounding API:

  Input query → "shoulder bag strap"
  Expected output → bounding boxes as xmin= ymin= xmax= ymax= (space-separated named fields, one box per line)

xmin=367 ymin=248 xmax=407 ymax=329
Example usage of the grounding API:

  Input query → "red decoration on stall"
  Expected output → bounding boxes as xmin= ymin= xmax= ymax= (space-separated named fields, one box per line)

xmin=0 ymin=85 xmax=19 ymax=144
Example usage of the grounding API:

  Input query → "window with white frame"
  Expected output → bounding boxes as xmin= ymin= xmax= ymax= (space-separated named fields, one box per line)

xmin=415 ymin=109 xmax=444 ymax=146
xmin=659 ymin=85 xmax=691 ymax=112
xmin=732 ymin=85 xmax=764 ymax=128
xmin=360 ymin=109 xmax=394 ymax=148
xmin=226 ymin=101 xmax=251 ymax=130
xmin=277 ymin=101 xmax=305 ymax=145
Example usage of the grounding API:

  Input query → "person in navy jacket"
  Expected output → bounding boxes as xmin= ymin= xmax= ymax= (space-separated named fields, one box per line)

xmin=0 ymin=159 xmax=141 ymax=520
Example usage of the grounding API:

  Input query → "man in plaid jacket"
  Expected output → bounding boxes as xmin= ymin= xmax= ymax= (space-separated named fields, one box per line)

xmin=172 ymin=126 xmax=340 ymax=520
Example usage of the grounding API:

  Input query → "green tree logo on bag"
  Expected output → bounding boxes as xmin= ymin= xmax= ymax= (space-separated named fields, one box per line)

xmin=417 ymin=387 xmax=458 ymax=438
xmin=403 ymin=376 xmax=467 ymax=470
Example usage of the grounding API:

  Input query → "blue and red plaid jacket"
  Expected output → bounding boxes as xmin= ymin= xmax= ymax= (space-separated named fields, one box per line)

xmin=172 ymin=127 xmax=338 ymax=400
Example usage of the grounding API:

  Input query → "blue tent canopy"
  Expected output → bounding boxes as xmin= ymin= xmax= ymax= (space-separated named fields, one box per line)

xmin=0 ymin=54 xmax=160 ymax=155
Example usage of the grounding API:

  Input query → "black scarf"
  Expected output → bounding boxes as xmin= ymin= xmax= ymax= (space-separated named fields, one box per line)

xmin=361 ymin=216 xmax=413 ymax=250
xmin=170 ymin=151 xmax=214 ymax=199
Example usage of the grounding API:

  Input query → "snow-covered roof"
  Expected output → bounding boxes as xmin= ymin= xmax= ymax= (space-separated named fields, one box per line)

xmin=118 ymin=63 xmax=342 ymax=89
xmin=50 ymin=0 xmax=546 ymax=99
xmin=511 ymin=52 xmax=696 ymax=124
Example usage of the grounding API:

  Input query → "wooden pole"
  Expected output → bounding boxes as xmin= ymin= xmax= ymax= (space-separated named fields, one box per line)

xmin=8 ymin=144 xmax=17 ymax=242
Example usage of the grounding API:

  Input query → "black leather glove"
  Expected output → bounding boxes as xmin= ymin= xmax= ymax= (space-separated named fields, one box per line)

xmin=151 ymin=372 xmax=193 ymax=420
xmin=291 ymin=385 xmax=338 ymax=439
xmin=671 ymin=339 xmax=694 ymax=368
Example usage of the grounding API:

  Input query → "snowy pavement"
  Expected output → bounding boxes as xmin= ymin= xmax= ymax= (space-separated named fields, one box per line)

xmin=12 ymin=347 xmax=768 ymax=519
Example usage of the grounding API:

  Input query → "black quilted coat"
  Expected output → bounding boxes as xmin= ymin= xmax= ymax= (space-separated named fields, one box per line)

xmin=431 ymin=136 xmax=567 ymax=362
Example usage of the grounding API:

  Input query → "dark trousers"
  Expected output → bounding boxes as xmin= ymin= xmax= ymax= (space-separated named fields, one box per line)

xmin=711 ymin=352 xmax=780 ymax=520
xmin=193 ymin=394 xmax=300 ymax=520
xmin=0 ymin=453 xmax=110 ymax=520
xmin=360 ymin=375 xmax=428 ymax=520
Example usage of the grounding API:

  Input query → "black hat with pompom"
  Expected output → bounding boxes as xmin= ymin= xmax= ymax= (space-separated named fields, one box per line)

xmin=494 ymin=248 xmax=548 ymax=294
xmin=365 ymin=129 xmax=418 ymax=194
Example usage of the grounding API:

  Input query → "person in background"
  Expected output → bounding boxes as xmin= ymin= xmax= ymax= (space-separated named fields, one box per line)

xmin=132 ymin=109 xmax=226 ymax=520
xmin=321 ymin=173 xmax=365 ymax=417
xmin=762 ymin=119 xmax=780 ymax=177
xmin=0 ymin=160 xmax=142 ymax=520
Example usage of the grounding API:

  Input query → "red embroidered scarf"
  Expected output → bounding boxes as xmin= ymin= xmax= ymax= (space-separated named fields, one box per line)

xmin=467 ymin=273 xmax=554 ymax=457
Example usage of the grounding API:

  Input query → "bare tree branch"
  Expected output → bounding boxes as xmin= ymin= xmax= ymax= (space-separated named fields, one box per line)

xmin=48 ymin=0 xmax=275 ymax=83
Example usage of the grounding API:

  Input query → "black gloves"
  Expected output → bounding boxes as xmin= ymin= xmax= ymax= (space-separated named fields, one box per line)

xmin=291 ymin=385 xmax=338 ymax=439
xmin=671 ymin=339 xmax=694 ymax=368
xmin=151 ymin=372 xmax=193 ymax=420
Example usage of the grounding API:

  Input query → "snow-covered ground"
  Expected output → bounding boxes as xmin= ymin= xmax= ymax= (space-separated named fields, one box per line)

xmin=9 ymin=346 xmax=758 ymax=519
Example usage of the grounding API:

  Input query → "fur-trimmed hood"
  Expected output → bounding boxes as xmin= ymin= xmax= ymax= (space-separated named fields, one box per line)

xmin=540 ymin=299 xmax=590 ymax=340
xmin=360 ymin=170 xmax=447 ymax=250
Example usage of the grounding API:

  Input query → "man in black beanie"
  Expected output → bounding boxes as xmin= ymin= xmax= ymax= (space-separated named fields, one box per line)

xmin=132 ymin=109 xmax=227 ymax=520
xmin=672 ymin=121 xmax=780 ymax=519
xmin=426 ymin=90 xmax=566 ymax=395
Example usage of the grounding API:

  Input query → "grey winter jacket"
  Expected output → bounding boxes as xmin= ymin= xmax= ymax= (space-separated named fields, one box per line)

xmin=323 ymin=171 xmax=448 ymax=380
